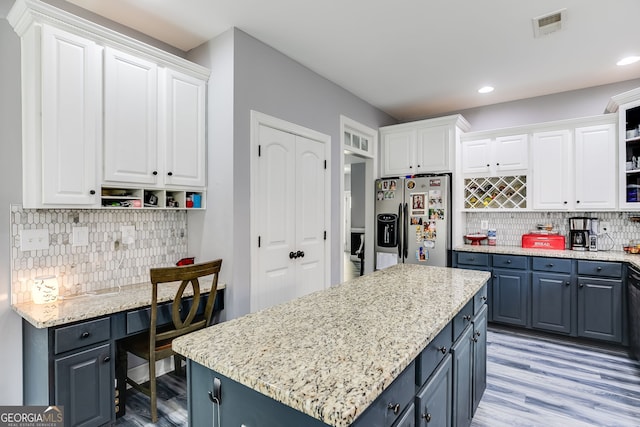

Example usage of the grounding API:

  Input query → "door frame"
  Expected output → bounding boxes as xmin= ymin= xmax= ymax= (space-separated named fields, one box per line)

xmin=250 ymin=111 xmax=331 ymax=313
xmin=339 ymin=115 xmax=376 ymax=281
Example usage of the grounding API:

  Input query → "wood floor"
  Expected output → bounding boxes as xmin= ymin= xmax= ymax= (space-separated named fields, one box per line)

xmin=472 ymin=327 xmax=640 ymax=427
xmin=118 ymin=326 xmax=640 ymax=426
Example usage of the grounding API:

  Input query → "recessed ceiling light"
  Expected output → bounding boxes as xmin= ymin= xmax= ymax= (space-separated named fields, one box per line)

xmin=478 ymin=86 xmax=494 ymax=94
xmin=617 ymin=56 xmax=640 ymax=66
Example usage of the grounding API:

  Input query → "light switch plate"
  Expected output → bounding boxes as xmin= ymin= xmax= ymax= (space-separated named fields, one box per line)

xmin=20 ymin=229 xmax=50 ymax=251
xmin=72 ymin=226 xmax=89 ymax=247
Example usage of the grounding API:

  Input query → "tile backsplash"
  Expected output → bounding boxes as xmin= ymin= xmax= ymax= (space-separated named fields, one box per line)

xmin=465 ymin=211 xmax=640 ymax=251
xmin=10 ymin=205 xmax=188 ymax=304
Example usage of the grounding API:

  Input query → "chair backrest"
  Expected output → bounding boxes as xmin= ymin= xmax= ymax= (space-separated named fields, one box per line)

xmin=149 ymin=259 xmax=222 ymax=349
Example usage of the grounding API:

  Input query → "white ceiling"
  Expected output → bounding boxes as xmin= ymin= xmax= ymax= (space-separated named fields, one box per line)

xmin=65 ymin=0 xmax=640 ymax=121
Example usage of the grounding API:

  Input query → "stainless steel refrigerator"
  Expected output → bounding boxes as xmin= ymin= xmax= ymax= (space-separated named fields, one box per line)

xmin=375 ymin=175 xmax=451 ymax=269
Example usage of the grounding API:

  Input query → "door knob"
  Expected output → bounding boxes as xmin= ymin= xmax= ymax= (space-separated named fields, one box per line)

xmin=296 ymin=250 xmax=305 ymax=258
xmin=289 ymin=252 xmax=297 ymax=259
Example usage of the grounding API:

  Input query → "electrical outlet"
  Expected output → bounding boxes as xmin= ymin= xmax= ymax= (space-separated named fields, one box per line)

xmin=480 ymin=220 xmax=489 ymax=230
xmin=72 ymin=226 xmax=89 ymax=247
xmin=20 ymin=229 xmax=50 ymax=251
xmin=121 ymin=225 xmax=135 ymax=245
xmin=600 ymin=221 xmax=612 ymax=233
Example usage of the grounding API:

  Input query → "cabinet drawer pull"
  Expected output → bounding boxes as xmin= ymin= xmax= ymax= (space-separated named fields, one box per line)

xmin=422 ymin=413 xmax=432 ymax=422
xmin=103 ymin=356 xmax=111 ymax=363
xmin=472 ymin=336 xmax=478 ymax=343
xmin=81 ymin=331 xmax=90 ymax=339
xmin=437 ymin=346 xmax=447 ymax=354
xmin=506 ymin=259 xmax=512 ymax=264
xmin=481 ymin=296 xmax=487 ymax=301
xmin=596 ymin=267 xmax=602 ymax=271
xmin=387 ymin=403 xmax=400 ymax=415
xmin=547 ymin=263 xmax=554 ymax=268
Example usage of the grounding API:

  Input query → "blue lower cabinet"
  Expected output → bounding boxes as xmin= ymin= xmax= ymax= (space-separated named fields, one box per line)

xmin=451 ymin=325 xmax=473 ymax=427
xmin=531 ymin=272 xmax=573 ymax=334
xmin=416 ymin=354 xmax=452 ymax=427
xmin=394 ymin=403 xmax=415 ymax=427
xmin=577 ymin=276 xmax=623 ymax=343
xmin=492 ymin=268 xmax=529 ymax=327
xmin=472 ymin=305 xmax=487 ymax=415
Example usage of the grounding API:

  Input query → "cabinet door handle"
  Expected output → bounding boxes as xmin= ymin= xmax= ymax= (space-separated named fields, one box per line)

xmin=579 ymin=283 xmax=584 ymax=288
xmin=463 ymin=315 xmax=471 ymax=321
xmin=437 ymin=346 xmax=447 ymax=354
xmin=152 ymin=171 xmax=158 ymax=175
xmin=563 ymin=201 xmax=568 ymax=204
xmin=576 ymin=200 xmax=580 ymax=204
xmin=89 ymin=190 xmax=96 ymax=195
xmin=81 ymin=331 xmax=90 ymax=339
xmin=486 ymin=163 xmax=490 ymax=167
xmin=422 ymin=413 xmax=432 ymax=422
xmin=481 ymin=296 xmax=487 ymax=301
xmin=167 ymin=172 xmax=173 ymax=176
xmin=565 ymin=281 xmax=570 ymax=286
xmin=387 ymin=403 xmax=400 ymax=415
xmin=472 ymin=337 xmax=478 ymax=343
xmin=103 ymin=356 xmax=111 ymax=363
xmin=496 ymin=162 xmax=500 ymax=166
xmin=417 ymin=164 xmax=421 ymax=168
xmin=409 ymin=165 xmax=413 ymax=169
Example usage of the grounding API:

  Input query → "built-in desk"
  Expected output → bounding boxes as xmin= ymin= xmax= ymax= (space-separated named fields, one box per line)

xmin=13 ymin=281 xmax=225 ymax=427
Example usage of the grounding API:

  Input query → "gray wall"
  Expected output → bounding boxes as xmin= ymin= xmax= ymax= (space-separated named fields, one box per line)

xmin=188 ymin=28 xmax=396 ymax=319
xmin=0 ymin=0 xmax=24 ymax=404
xmin=350 ymin=163 xmax=366 ymax=229
xmin=441 ymin=79 xmax=640 ymax=131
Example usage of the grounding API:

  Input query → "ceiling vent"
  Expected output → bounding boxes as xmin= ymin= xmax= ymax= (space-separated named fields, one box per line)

xmin=532 ymin=8 xmax=566 ymax=38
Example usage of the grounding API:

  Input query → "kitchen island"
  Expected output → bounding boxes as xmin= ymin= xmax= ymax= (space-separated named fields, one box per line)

xmin=173 ymin=264 xmax=490 ymax=427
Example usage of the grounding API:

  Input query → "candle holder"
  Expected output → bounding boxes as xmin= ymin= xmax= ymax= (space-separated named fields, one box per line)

xmin=33 ymin=275 xmax=59 ymax=304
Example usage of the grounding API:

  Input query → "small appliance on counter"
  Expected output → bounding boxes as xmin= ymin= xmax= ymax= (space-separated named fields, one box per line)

xmin=521 ymin=233 xmax=565 ymax=250
xmin=569 ymin=217 xmax=598 ymax=251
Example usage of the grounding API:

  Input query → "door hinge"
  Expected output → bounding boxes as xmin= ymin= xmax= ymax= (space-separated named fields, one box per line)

xmin=324 ymin=160 xmax=327 ymax=169
xmin=324 ymin=230 xmax=327 ymax=240
xmin=258 ymin=145 xmax=261 ymax=157
xmin=258 ymin=236 xmax=261 ymax=248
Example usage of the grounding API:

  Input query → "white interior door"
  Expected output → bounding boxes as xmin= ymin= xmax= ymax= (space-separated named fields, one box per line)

xmin=295 ymin=136 xmax=326 ymax=298
xmin=255 ymin=124 xmax=326 ymax=311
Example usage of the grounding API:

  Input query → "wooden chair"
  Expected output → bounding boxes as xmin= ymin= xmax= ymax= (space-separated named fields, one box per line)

xmin=117 ymin=259 xmax=222 ymax=422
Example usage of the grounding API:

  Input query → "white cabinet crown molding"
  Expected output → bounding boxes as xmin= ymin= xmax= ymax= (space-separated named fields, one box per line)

xmin=606 ymin=86 xmax=640 ymax=113
xmin=381 ymin=114 xmax=471 ymax=133
xmin=7 ymin=0 xmax=210 ymax=80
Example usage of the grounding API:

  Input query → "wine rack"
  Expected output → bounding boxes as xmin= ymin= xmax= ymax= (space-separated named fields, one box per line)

xmin=464 ymin=175 xmax=527 ymax=209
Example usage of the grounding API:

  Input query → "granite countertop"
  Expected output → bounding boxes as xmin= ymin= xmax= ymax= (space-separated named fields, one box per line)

xmin=12 ymin=280 xmax=226 ymax=329
xmin=454 ymin=244 xmax=640 ymax=268
xmin=172 ymin=264 xmax=490 ymax=427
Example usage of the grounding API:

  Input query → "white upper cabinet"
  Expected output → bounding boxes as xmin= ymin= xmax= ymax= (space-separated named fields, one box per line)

xmin=8 ymin=0 xmax=210 ymax=208
xmin=161 ymin=68 xmax=207 ymax=188
xmin=22 ymin=23 xmax=102 ymax=208
xmin=381 ymin=129 xmax=415 ymax=176
xmin=461 ymin=134 xmax=528 ymax=176
xmin=380 ymin=115 xmax=469 ymax=177
xmin=531 ymin=130 xmax=571 ymax=210
xmin=574 ymin=124 xmax=617 ymax=209
xmin=103 ymin=47 xmax=159 ymax=185
xmin=531 ymin=118 xmax=616 ymax=211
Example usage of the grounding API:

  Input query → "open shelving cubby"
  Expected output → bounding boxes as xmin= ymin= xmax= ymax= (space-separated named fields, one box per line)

xmin=101 ymin=187 xmax=205 ymax=210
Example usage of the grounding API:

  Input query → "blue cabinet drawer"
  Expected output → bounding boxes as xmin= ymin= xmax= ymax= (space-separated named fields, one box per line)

xmin=492 ymin=254 xmax=528 ymax=270
xmin=453 ymin=300 xmax=474 ymax=341
xmin=577 ymin=261 xmax=622 ymax=278
xmin=54 ymin=317 xmax=111 ymax=354
xmin=456 ymin=252 xmax=489 ymax=267
xmin=416 ymin=323 xmax=452 ymax=386
xmin=352 ymin=361 xmax=416 ymax=427
xmin=532 ymin=257 xmax=572 ymax=274
xmin=474 ymin=284 xmax=488 ymax=314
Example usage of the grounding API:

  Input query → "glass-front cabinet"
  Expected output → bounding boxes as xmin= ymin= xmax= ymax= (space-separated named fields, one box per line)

xmin=623 ymin=105 xmax=640 ymax=206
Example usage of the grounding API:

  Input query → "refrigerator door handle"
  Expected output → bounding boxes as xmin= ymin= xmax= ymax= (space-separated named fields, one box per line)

xmin=403 ymin=203 xmax=409 ymax=259
xmin=397 ymin=203 xmax=402 ymax=259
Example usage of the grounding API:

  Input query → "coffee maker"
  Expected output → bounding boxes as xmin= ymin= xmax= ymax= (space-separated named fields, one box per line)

xmin=569 ymin=217 xmax=598 ymax=251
